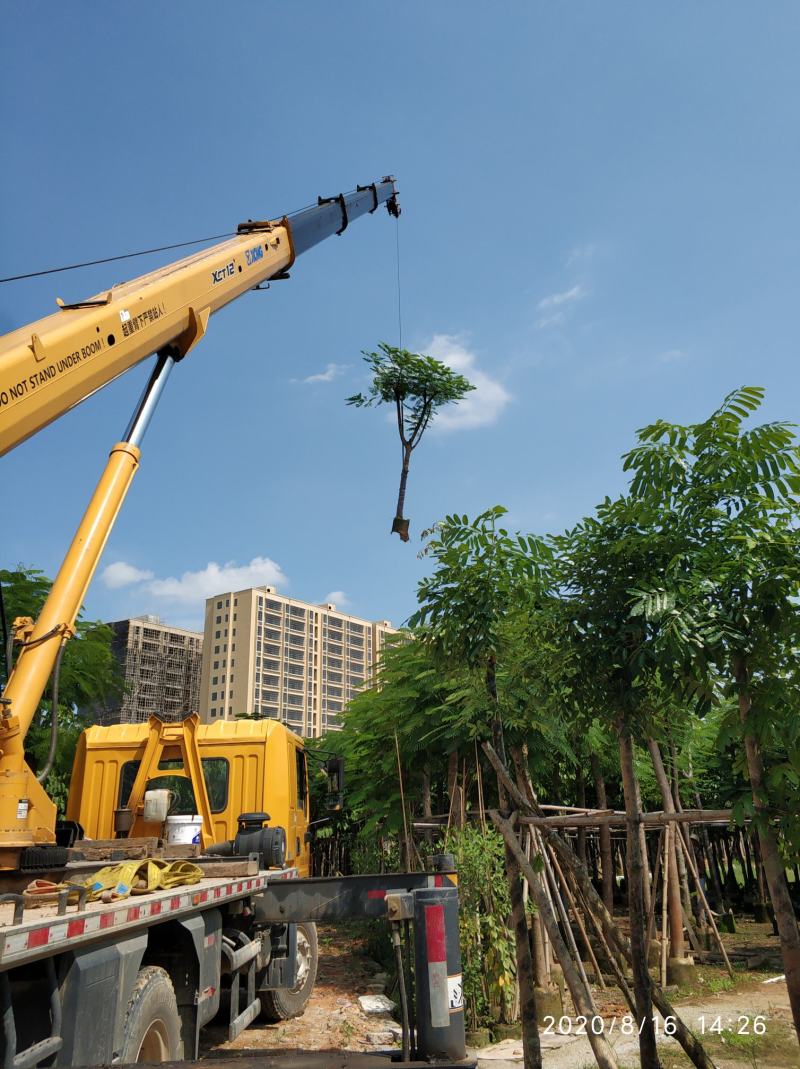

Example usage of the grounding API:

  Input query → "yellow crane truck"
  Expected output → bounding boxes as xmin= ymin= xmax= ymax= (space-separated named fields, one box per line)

xmin=0 ymin=181 xmax=468 ymax=1067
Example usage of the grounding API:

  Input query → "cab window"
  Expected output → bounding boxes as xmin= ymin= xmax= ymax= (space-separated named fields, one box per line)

xmin=296 ymin=749 xmax=307 ymax=814
xmin=119 ymin=758 xmax=229 ymax=813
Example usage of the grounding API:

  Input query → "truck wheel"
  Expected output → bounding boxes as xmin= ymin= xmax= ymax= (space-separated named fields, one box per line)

xmin=119 ymin=966 xmax=184 ymax=1063
xmin=260 ymin=922 xmax=318 ymax=1021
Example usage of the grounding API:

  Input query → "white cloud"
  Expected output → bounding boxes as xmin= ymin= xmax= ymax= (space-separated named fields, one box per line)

xmin=299 ymin=362 xmax=349 ymax=384
xmin=657 ymin=348 xmax=688 ymax=364
xmin=565 ymin=244 xmax=596 ymax=268
xmin=424 ymin=334 xmax=511 ymax=432
xmin=146 ymin=557 xmax=288 ymax=605
xmin=537 ymin=284 xmax=585 ymax=310
xmin=536 ymin=284 xmax=586 ymax=328
xmin=101 ymin=561 xmax=154 ymax=589
xmin=324 ymin=590 xmax=350 ymax=609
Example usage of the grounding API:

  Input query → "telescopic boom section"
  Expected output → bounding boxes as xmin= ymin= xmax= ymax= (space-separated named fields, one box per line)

xmin=0 ymin=178 xmax=398 ymax=456
xmin=0 ymin=178 xmax=399 ymax=869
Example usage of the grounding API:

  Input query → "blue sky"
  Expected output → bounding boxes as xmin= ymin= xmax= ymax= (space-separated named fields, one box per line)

xmin=2 ymin=3 xmax=799 ymax=632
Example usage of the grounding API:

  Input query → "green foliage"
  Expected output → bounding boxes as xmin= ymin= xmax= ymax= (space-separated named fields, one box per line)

xmin=449 ymin=826 xmax=517 ymax=1028
xmin=1 ymin=565 xmax=120 ymax=812
xmin=347 ymin=343 xmax=475 ymax=534
xmin=327 ymin=635 xmax=460 ymax=839
xmin=347 ymin=342 xmax=475 ymax=444
xmin=622 ymin=387 xmax=800 ymax=854
xmin=412 ymin=506 xmax=550 ymax=673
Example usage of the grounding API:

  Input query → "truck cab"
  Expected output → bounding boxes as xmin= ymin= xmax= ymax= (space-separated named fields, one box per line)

xmin=66 ymin=717 xmax=311 ymax=875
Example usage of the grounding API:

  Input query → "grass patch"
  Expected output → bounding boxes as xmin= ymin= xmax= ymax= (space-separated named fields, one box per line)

xmin=701 ymin=1022 xmax=800 ymax=1068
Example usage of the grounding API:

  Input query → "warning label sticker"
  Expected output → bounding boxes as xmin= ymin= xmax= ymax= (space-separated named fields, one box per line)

xmin=447 ymin=974 xmax=463 ymax=1011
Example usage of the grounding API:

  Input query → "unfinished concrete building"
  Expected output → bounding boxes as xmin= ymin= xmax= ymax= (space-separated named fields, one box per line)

xmin=97 ymin=615 xmax=204 ymax=724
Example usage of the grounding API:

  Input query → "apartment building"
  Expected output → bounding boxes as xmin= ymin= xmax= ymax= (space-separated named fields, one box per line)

xmin=97 ymin=615 xmax=204 ymax=725
xmin=199 ymin=587 xmax=395 ymax=736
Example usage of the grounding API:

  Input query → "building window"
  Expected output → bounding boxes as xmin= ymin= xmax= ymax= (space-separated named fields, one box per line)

xmin=216 ymin=615 xmax=221 ymax=624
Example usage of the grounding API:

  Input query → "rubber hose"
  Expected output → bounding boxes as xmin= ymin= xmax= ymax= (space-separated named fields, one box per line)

xmin=36 ymin=640 xmax=65 ymax=784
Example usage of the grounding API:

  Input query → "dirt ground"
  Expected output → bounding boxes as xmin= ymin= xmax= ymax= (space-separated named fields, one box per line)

xmin=203 ymin=923 xmax=401 ymax=1057
xmin=200 ymin=919 xmax=799 ymax=1068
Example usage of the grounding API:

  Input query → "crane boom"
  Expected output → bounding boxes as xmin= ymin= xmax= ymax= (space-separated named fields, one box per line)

xmin=0 ymin=179 xmax=398 ymax=456
xmin=0 ymin=178 xmax=399 ymax=869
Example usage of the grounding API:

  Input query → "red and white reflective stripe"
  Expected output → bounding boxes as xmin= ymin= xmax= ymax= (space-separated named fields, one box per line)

xmin=0 ymin=874 xmax=271 ymax=965
xmin=424 ymin=904 xmax=449 ymax=1029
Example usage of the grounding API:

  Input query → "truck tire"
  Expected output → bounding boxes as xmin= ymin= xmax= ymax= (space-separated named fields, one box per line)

xmin=118 ymin=966 xmax=184 ymax=1063
xmin=260 ymin=922 xmax=318 ymax=1021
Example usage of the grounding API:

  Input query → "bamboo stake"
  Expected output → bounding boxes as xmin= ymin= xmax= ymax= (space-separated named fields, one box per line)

xmin=475 ymin=738 xmax=487 ymax=832
xmin=482 ymin=742 xmax=716 ymax=1069
xmin=660 ymin=823 xmax=671 ymax=987
xmin=645 ymin=827 xmax=665 ymax=948
xmin=539 ymin=830 xmax=594 ymax=1001
xmin=547 ymin=840 xmax=606 ymax=989
xmin=677 ymin=821 xmax=734 ymax=978
xmin=394 ymin=731 xmax=413 ymax=871
xmin=492 ymin=812 xmax=619 ymax=1069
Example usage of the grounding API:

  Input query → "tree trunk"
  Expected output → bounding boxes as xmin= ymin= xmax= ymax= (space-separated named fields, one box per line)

xmin=734 ymin=654 xmax=800 ymax=1043
xmin=505 ymin=844 xmax=543 ymax=1069
xmin=531 ymin=911 xmax=550 ymax=987
xmin=705 ymin=830 xmax=725 ymax=909
xmin=447 ymin=750 xmax=459 ymax=823
xmin=487 ymin=688 xmax=539 ymax=1064
xmin=422 ymin=765 xmax=432 ymax=820
xmin=647 ymin=739 xmax=686 ymax=963
xmin=393 ymin=442 xmax=412 ymax=525
xmin=591 ymin=754 xmax=615 ymax=914
xmin=576 ymin=769 xmax=587 ymax=869
xmin=633 ymin=767 xmax=652 ymax=920
xmin=618 ymin=725 xmax=661 ymax=1068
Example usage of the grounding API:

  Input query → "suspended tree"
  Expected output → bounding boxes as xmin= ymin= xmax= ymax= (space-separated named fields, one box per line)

xmin=347 ymin=343 xmax=475 ymax=541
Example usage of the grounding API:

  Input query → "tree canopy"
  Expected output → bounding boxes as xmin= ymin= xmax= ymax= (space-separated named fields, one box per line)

xmin=347 ymin=343 xmax=475 ymax=540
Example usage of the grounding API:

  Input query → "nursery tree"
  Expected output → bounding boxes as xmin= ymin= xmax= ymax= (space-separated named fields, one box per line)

xmin=411 ymin=507 xmax=550 ymax=1069
xmin=347 ymin=344 xmax=474 ymax=540
xmin=623 ymin=386 xmax=800 ymax=1041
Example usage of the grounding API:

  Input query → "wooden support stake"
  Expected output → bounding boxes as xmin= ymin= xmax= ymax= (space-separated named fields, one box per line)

xmin=660 ymin=823 xmax=671 ymax=987
xmin=645 ymin=827 xmax=665 ymax=949
xmin=491 ymin=811 xmax=620 ymax=1069
xmin=547 ymin=840 xmax=606 ymax=989
xmin=677 ymin=821 xmax=734 ymax=978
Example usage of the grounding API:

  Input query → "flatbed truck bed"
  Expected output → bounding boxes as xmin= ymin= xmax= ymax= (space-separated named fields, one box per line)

xmin=0 ymin=858 xmax=471 ymax=1068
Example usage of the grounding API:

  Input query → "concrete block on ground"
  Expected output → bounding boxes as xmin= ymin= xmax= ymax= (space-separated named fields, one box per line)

xmin=358 ymin=994 xmax=397 ymax=1015
xmin=667 ymin=956 xmax=697 ymax=986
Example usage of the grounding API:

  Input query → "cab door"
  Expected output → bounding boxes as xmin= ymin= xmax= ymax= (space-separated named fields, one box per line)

xmin=294 ymin=747 xmax=309 ymax=876
xmin=286 ymin=741 xmax=309 ymax=876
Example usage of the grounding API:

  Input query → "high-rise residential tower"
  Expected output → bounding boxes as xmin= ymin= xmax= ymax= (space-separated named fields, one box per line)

xmin=199 ymin=587 xmax=395 ymax=736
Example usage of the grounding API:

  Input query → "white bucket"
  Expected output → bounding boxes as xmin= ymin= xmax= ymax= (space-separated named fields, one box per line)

xmin=164 ymin=815 xmax=203 ymax=845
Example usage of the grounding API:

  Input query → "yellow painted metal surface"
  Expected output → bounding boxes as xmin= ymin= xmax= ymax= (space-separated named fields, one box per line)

xmin=0 ymin=442 xmax=140 ymax=862
xmin=66 ymin=718 xmax=310 ymax=876
xmin=0 ymin=223 xmax=293 ymax=456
